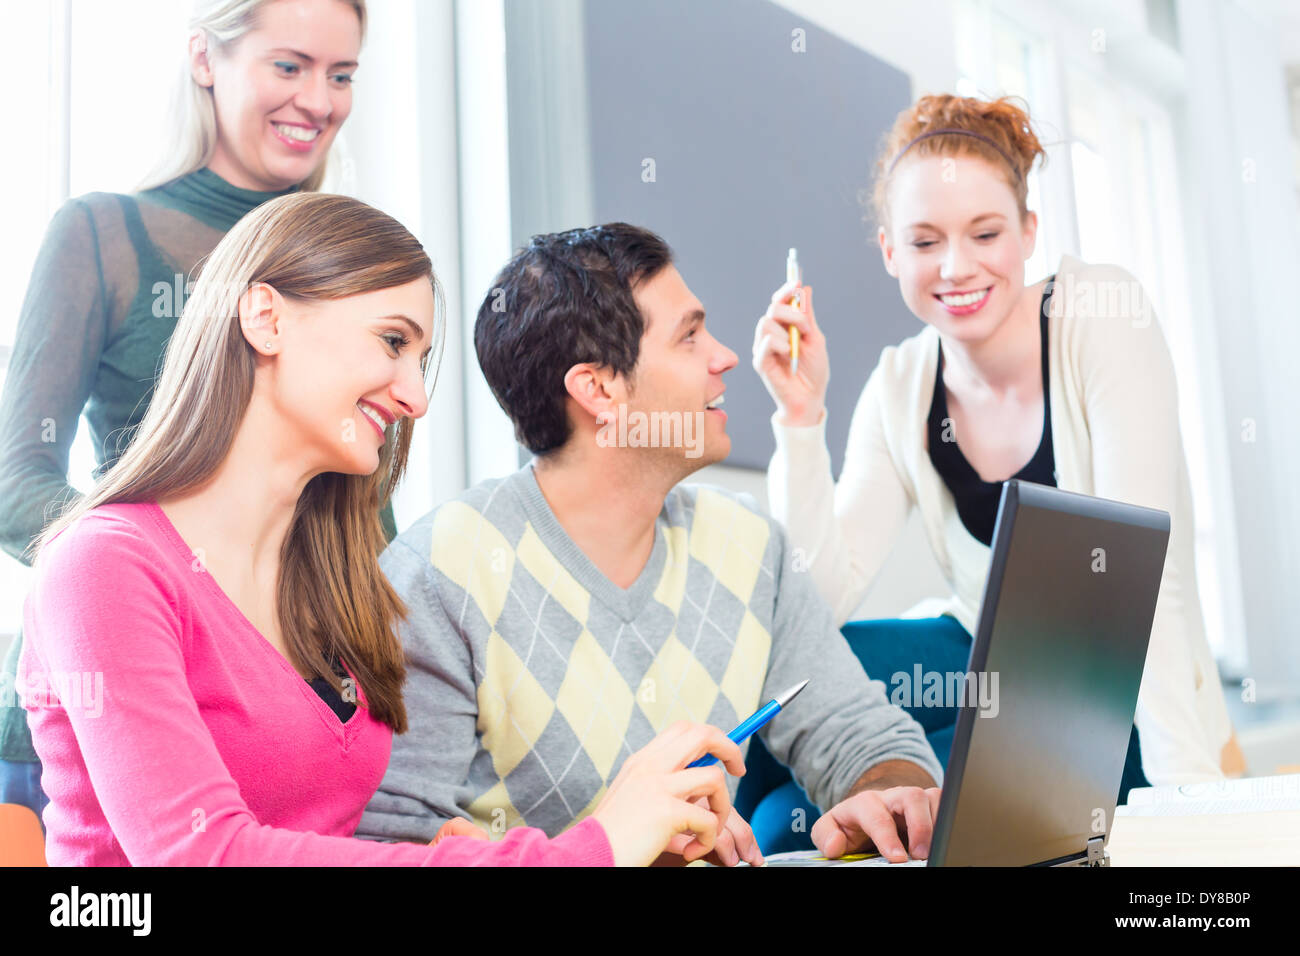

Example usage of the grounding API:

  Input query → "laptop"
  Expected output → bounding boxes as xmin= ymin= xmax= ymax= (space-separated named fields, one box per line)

xmin=767 ymin=479 xmax=1171 ymax=867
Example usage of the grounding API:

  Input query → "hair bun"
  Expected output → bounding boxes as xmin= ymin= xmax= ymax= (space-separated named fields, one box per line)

xmin=871 ymin=93 xmax=1046 ymax=229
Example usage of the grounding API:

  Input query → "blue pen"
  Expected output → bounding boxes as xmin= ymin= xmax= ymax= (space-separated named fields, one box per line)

xmin=687 ymin=679 xmax=809 ymax=768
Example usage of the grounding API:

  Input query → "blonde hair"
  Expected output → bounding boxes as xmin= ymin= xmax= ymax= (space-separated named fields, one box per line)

xmin=871 ymin=94 xmax=1046 ymax=231
xmin=34 ymin=193 xmax=444 ymax=732
xmin=137 ymin=0 xmax=367 ymax=193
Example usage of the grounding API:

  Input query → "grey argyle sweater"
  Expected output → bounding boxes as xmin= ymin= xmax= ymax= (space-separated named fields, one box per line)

xmin=358 ymin=464 xmax=941 ymax=842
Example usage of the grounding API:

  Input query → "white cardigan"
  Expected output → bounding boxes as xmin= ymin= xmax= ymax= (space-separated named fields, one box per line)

xmin=768 ymin=254 xmax=1230 ymax=786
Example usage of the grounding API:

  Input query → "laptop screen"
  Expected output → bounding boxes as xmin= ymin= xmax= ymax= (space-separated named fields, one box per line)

xmin=929 ymin=480 xmax=1170 ymax=866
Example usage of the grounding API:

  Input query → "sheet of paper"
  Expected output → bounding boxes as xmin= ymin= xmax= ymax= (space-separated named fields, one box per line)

xmin=750 ymin=850 xmax=925 ymax=867
xmin=1116 ymin=772 xmax=1300 ymax=817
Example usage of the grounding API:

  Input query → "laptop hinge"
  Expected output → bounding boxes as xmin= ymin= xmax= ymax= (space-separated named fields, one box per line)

xmin=1086 ymin=836 xmax=1109 ymax=867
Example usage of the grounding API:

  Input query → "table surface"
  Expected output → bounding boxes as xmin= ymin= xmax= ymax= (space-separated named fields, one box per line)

xmin=1107 ymin=809 xmax=1300 ymax=866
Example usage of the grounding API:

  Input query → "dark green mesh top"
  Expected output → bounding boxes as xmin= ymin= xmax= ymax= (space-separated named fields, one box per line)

xmin=0 ymin=168 xmax=397 ymax=761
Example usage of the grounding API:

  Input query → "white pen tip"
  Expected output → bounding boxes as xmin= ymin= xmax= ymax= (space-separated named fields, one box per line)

xmin=776 ymin=679 xmax=810 ymax=708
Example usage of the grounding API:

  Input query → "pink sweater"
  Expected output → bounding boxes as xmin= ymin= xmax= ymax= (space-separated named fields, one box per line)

xmin=18 ymin=502 xmax=613 ymax=866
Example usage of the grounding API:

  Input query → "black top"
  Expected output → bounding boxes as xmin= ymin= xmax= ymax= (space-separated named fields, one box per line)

xmin=308 ymin=653 xmax=357 ymax=723
xmin=927 ymin=278 xmax=1058 ymax=546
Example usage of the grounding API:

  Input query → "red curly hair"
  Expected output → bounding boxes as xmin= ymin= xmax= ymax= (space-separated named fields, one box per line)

xmin=871 ymin=94 xmax=1046 ymax=230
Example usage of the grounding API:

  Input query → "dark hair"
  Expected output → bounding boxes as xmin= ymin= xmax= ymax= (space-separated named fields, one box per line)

xmin=474 ymin=223 xmax=674 ymax=455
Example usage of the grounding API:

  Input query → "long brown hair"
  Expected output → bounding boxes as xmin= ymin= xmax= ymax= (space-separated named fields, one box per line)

xmin=33 ymin=192 xmax=443 ymax=732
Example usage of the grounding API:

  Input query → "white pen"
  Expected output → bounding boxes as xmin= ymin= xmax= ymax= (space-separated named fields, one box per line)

xmin=786 ymin=248 xmax=802 ymax=376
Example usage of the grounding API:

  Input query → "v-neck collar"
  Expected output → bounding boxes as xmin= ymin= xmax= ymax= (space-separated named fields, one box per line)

xmin=141 ymin=501 xmax=367 ymax=743
xmin=507 ymin=464 xmax=667 ymax=622
xmin=928 ymin=275 xmax=1057 ymax=488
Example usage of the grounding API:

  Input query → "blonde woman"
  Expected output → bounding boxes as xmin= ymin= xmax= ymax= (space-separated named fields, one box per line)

xmin=751 ymin=95 xmax=1232 ymax=825
xmin=18 ymin=193 xmax=742 ymax=866
xmin=0 ymin=0 xmax=374 ymax=818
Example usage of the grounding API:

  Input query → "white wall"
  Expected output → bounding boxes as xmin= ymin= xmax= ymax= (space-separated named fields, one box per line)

xmin=455 ymin=0 xmax=521 ymax=486
xmin=1177 ymin=0 xmax=1300 ymax=699
xmin=771 ymin=0 xmax=959 ymax=96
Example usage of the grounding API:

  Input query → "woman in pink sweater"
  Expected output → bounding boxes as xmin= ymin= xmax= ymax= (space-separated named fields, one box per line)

xmin=18 ymin=192 xmax=743 ymax=866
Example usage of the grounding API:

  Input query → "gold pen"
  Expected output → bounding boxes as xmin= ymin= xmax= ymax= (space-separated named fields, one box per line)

xmin=786 ymin=248 xmax=801 ymax=376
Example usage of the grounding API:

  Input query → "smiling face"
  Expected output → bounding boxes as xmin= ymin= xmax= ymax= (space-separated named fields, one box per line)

xmin=195 ymin=0 xmax=362 ymax=191
xmin=879 ymin=154 xmax=1038 ymax=345
xmin=243 ymin=276 xmax=436 ymax=476
xmin=619 ymin=264 xmax=738 ymax=472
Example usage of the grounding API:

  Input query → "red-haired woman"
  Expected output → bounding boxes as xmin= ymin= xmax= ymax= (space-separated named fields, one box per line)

xmin=749 ymin=95 xmax=1233 ymax=842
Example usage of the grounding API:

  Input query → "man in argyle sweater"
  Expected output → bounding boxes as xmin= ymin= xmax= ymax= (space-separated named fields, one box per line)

xmin=359 ymin=224 xmax=944 ymax=864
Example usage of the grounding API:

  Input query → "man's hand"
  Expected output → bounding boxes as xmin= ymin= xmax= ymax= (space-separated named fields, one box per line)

xmin=430 ymin=816 xmax=490 ymax=846
xmin=653 ymin=806 xmax=764 ymax=867
xmin=812 ymin=785 xmax=942 ymax=862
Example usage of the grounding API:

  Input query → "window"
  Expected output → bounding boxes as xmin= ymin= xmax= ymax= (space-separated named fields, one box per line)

xmin=0 ymin=1 xmax=192 ymax=637
xmin=955 ymin=0 xmax=1242 ymax=666
xmin=955 ymin=1 xmax=1053 ymax=283
xmin=1064 ymin=60 xmax=1234 ymax=664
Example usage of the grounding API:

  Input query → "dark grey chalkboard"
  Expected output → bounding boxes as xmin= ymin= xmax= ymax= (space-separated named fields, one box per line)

xmin=505 ymin=0 xmax=917 ymax=476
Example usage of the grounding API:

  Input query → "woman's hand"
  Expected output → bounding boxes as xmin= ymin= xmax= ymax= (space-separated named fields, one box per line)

xmin=654 ymin=804 xmax=764 ymax=867
xmin=752 ymin=279 xmax=829 ymax=427
xmin=429 ymin=816 xmax=490 ymax=845
xmin=592 ymin=721 xmax=745 ymax=867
